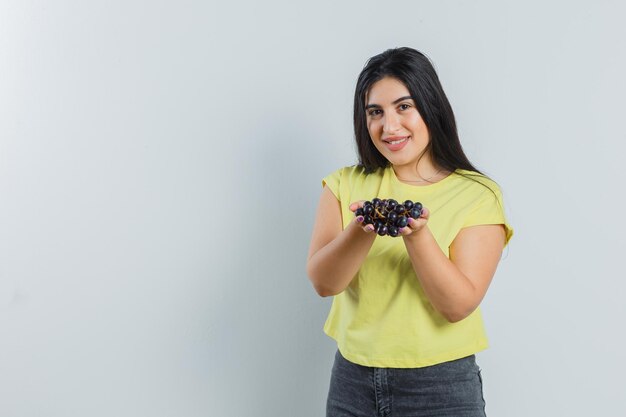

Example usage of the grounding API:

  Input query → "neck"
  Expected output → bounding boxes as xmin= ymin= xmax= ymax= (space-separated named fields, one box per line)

xmin=392 ymin=159 xmax=442 ymax=183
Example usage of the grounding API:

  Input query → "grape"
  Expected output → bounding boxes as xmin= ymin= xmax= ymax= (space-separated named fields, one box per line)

xmin=353 ymin=198 xmax=424 ymax=238
xmin=409 ymin=208 xmax=422 ymax=219
xmin=396 ymin=216 xmax=408 ymax=228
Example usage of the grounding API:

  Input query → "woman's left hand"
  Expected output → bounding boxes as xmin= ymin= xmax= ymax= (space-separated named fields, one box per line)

xmin=399 ymin=207 xmax=430 ymax=237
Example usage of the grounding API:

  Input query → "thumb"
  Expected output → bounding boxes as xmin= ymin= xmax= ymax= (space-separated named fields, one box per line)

xmin=349 ymin=200 xmax=365 ymax=212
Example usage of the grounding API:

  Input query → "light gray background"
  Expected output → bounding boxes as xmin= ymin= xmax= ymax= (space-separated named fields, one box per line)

xmin=1 ymin=0 xmax=624 ymax=416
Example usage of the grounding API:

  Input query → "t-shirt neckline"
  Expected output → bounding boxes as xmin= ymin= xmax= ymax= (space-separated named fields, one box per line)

xmin=388 ymin=166 xmax=458 ymax=189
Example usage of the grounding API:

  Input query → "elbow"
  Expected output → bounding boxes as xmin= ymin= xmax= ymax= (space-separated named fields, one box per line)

xmin=309 ymin=279 xmax=336 ymax=298
xmin=444 ymin=312 xmax=467 ymax=323
xmin=442 ymin=306 xmax=476 ymax=323
xmin=306 ymin=263 xmax=336 ymax=298
xmin=313 ymin=284 xmax=335 ymax=298
xmin=440 ymin=291 xmax=482 ymax=323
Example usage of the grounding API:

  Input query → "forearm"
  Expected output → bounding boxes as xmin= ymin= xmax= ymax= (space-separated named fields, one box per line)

xmin=402 ymin=227 xmax=476 ymax=322
xmin=307 ymin=222 xmax=376 ymax=297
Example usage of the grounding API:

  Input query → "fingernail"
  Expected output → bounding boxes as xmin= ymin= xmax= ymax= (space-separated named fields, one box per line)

xmin=356 ymin=216 xmax=364 ymax=223
xmin=366 ymin=225 xmax=374 ymax=232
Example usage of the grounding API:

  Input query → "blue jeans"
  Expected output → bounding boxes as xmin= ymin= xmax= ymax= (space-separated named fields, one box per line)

xmin=326 ymin=349 xmax=487 ymax=417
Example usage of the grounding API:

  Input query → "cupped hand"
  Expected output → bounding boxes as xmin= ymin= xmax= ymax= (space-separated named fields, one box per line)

xmin=398 ymin=207 xmax=430 ymax=237
xmin=349 ymin=201 xmax=377 ymax=233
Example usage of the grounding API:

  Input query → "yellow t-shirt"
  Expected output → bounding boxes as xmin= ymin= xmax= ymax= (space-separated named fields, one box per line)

xmin=321 ymin=165 xmax=514 ymax=368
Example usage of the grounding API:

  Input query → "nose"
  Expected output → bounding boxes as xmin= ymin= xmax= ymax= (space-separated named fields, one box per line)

xmin=383 ymin=111 xmax=401 ymax=133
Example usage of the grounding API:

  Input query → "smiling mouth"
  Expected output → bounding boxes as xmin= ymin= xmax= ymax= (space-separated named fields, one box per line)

xmin=382 ymin=136 xmax=410 ymax=152
xmin=383 ymin=136 xmax=410 ymax=144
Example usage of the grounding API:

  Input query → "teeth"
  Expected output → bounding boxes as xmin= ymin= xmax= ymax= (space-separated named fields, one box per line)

xmin=389 ymin=137 xmax=408 ymax=145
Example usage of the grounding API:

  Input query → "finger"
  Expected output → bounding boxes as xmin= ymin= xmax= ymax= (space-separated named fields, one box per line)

xmin=349 ymin=200 xmax=365 ymax=212
xmin=353 ymin=215 xmax=374 ymax=233
xmin=420 ymin=207 xmax=430 ymax=219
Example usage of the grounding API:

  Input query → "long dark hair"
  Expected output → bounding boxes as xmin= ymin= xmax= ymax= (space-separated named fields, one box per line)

xmin=354 ymin=47 xmax=483 ymax=177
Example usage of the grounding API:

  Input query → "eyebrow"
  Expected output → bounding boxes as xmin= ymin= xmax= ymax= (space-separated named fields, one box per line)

xmin=365 ymin=95 xmax=413 ymax=110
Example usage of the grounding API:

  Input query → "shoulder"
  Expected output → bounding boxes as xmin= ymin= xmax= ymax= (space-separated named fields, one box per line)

xmin=453 ymin=170 xmax=513 ymax=244
xmin=322 ymin=164 xmax=385 ymax=201
xmin=325 ymin=164 xmax=372 ymax=177
xmin=322 ymin=164 xmax=382 ymax=187
xmin=452 ymin=169 xmax=503 ymax=199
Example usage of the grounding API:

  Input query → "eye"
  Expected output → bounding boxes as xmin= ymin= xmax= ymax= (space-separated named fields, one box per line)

xmin=368 ymin=109 xmax=382 ymax=116
xmin=399 ymin=103 xmax=411 ymax=111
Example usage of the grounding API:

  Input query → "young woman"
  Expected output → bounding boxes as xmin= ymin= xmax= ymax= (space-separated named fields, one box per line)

xmin=306 ymin=47 xmax=514 ymax=417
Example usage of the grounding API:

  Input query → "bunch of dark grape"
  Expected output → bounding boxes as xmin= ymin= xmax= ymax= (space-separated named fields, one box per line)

xmin=354 ymin=199 xmax=423 ymax=237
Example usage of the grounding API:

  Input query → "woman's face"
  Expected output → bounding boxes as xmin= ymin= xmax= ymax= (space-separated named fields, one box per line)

xmin=365 ymin=76 xmax=430 ymax=169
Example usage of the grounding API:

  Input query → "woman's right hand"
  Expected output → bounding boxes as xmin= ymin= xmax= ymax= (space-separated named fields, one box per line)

xmin=349 ymin=201 xmax=377 ymax=233
xmin=307 ymin=188 xmax=378 ymax=297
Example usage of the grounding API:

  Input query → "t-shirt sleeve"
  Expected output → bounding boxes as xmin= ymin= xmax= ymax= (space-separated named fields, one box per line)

xmin=322 ymin=167 xmax=343 ymax=200
xmin=462 ymin=185 xmax=514 ymax=247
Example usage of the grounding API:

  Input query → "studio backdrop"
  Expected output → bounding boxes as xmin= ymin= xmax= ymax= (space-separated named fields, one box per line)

xmin=1 ymin=0 xmax=624 ymax=416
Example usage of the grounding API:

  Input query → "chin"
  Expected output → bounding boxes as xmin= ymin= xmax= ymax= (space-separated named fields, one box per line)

xmin=386 ymin=157 xmax=414 ymax=167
